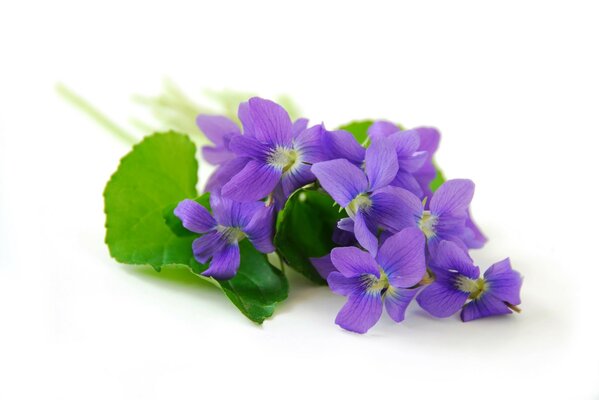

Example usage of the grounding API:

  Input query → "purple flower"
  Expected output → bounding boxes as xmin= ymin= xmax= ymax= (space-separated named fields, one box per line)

xmin=327 ymin=228 xmax=426 ymax=333
xmin=386 ymin=178 xmax=478 ymax=255
xmin=220 ymin=97 xmax=325 ymax=202
xmin=174 ymin=196 xmax=274 ymax=280
xmin=311 ymin=137 xmax=402 ymax=255
xmin=416 ymin=240 xmax=522 ymax=321
xmin=368 ymin=121 xmax=440 ymax=198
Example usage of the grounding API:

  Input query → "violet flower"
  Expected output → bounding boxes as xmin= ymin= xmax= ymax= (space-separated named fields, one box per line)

xmin=416 ymin=240 xmax=522 ymax=321
xmin=199 ymin=102 xmax=310 ymax=196
xmin=311 ymin=137 xmax=401 ymax=255
xmin=368 ymin=121 xmax=439 ymax=198
xmin=220 ymin=97 xmax=325 ymax=202
xmin=174 ymin=196 xmax=274 ymax=280
xmin=327 ymin=228 xmax=426 ymax=333
xmin=386 ymin=178 xmax=478 ymax=255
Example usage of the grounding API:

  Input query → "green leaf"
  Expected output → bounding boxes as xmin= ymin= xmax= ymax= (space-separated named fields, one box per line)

xmin=104 ymin=132 xmax=287 ymax=323
xmin=219 ymin=241 xmax=289 ymax=323
xmin=104 ymin=132 xmax=199 ymax=270
xmin=337 ymin=120 xmax=373 ymax=145
xmin=274 ymin=189 xmax=346 ymax=284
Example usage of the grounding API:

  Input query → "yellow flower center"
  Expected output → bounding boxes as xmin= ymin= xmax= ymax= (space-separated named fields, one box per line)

xmin=455 ymin=276 xmax=488 ymax=299
xmin=363 ymin=268 xmax=389 ymax=295
xmin=418 ymin=210 xmax=438 ymax=238
xmin=347 ymin=193 xmax=373 ymax=218
xmin=267 ymin=147 xmax=300 ymax=173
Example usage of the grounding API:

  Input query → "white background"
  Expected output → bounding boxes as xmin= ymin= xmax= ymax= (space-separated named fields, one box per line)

xmin=1 ymin=1 xmax=598 ymax=399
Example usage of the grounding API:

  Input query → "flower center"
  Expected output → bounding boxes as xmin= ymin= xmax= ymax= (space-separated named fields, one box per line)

xmin=455 ymin=276 xmax=488 ymax=299
xmin=217 ymin=226 xmax=246 ymax=244
xmin=346 ymin=193 xmax=372 ymax=218
xmin=267 ymin=146 xmax=300 ymax=173
xmin=363 ymin=268 xmax=389 ymax=295
xmin=418 ymin=210 xmax=438 ymax=238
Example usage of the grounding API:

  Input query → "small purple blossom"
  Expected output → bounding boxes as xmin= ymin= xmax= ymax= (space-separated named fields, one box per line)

xmin=385 ymin=178 xmax=478 ymax=255
xmin=219 ymin=97 xmax=326 ymax=202
xmin=327 ymin=228 xmax=426 ymax=333
xmin=416 ymin=240 xmax=522 ymax=321
xmin=368 ymin=121 xmax=440 ymax=198
xmin=174 ymin=196 xmax=274 ymax=280
xmin=311 ymin=137 xmax=403 ymax=255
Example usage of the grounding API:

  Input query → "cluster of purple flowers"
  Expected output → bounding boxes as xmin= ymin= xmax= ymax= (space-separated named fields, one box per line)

xmin=175 ymin=97 xmax=523 ymax=333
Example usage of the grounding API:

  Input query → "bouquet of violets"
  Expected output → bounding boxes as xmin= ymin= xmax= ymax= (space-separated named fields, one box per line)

xmin=104 ymin=96 xmax=523 ymax=334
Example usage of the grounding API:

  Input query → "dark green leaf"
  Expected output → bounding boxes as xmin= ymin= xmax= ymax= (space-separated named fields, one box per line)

xmin=274 ymin=189 xmax=345 ymax=284
xmin=219 ymin=240 xmax=289 ymax=323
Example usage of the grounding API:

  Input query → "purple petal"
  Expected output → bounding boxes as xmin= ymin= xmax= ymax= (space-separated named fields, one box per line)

xmin=337 ymin=217 xmax=354 ymax=233
xmin=238 ymin=101 xmax=256 ymax=137
xmin=201 ymin=243 xmax=241 ymax=280
xmin=202 ymin=145 xmax=235 ymax=165
xmin=461 ymin=294 xmax=512 ymax=322
xmin=292 ymin=118 xmax=309 ymax=137
xmin=205 ymin=157 xmax=250 ymax=194
xmin=430 ymin=179 xmax=474 ymax=217
xmin=228 ymin=135 xmax=271 ymax=160
xmin=322 ymin=128 xmax=365 ymax=165
xmin=399 ymin=151 xmax=428 ymax=173
xmin=413 ymin=127 xmax=440 ymax=199
xmin=365 ymin=137 xmax=399 ymax=191
xmin=174 ymin=199 xmax=216 ymax=234
xmin=367 ymin=120 xmax=399 ymax=140
xmin=461 ymin=210 xmax=487 ymax=249
xmin=281 ymin=163 xmax=315 ymax=197
xmin=244 ymin=205 xmax=275 ymax=253
xmin=310 ymin=254 xmax=338 ymax=280
xmin=385 ymin=287 xmax=420 ymax=322
xmin=415 ymin=127 xmax=440 ymax=155
xmin=294 ymin=124 xmax=327 ymax=164
xmin=327 ymin=271 xmax=363 ymax=296
xmin=430 ymin=240 xmax=479 ymax=279
xmin=221 ymin=160 xmax=281 ymax=202
xmin=330 ymin=246 xmax=379 ymax=277
xmin=196 ymin=115 xmax=240 ymax=146
xmin=416 ymin=282 xmax=469 ymax=318
xmin=192 ymin=232 xmax=227 ymax=264
xmin=248 ymin=97 xmax=293 ymax=147
xmin=311 ymin=159 xmax=368 ymax=207
xmin=483 ymin=258 xmax=522 ymax=306
xmin=210 ymin=196 xmax=263 ymax=228
xmin=390 ymin=170 xmax=424 ymax=199
xmin=370 ymin=186 xmax=422 ymax=232
xmin=388 ymin=129 xmax=420 ymax=157
xmin=335 ymin=291 xmax=383 ymax=334
xmin=353 ymin=210 xmax=379 ymax=256
xmin=376 ymin=228 xmax=426 ymax=288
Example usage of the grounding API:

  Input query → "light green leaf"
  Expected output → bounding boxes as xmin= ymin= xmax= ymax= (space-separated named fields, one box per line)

xmin=104 ymin=132 xmax=199 ymax=270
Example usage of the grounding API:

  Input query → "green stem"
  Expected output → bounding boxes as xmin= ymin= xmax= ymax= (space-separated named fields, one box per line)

xmin=276 ymin=251 xmax=286 ymax=276
xmin=56 ymin=83 xmax=137 ymax=145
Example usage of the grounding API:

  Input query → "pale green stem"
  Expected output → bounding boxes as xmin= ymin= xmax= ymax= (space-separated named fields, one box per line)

xmin=56 ymin=83 xmax=137 ymax=145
